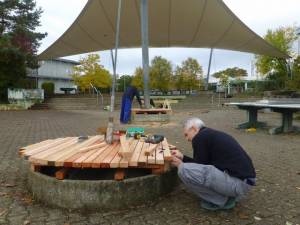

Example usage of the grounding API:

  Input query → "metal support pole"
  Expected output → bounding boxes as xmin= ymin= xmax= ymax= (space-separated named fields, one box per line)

xmin=298 ymin=37 xmax=300 ymax=56
xmin=205 ymin=48 xmax=213 ymax=91
xmin=106 ymin=0 xmax=122 ymax=144
xmin=141 ymin=0 xmax=150 ymax=108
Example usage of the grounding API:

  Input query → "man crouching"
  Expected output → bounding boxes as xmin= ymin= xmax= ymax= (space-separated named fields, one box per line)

xmin=171 ymin=117 xmax=256 ymax=211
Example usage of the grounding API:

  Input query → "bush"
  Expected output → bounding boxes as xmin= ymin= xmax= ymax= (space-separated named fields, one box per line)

xmin=42 ymin=82 xmax=55 ymax=96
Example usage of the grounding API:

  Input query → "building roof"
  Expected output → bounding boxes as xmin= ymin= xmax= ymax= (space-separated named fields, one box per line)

xmin=43 ymin=58 xmax=80 ymax=65
xmin=39 ymin=0 xmax=289 ymax=60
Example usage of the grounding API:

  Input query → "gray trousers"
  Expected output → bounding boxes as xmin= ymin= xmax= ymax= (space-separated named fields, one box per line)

xmin=178 ymin=163 xmax=253 ymax=206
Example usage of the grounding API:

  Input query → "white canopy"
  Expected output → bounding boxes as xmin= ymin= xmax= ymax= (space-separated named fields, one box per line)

xmin=39 ymin=0 xmax=289 ymax=60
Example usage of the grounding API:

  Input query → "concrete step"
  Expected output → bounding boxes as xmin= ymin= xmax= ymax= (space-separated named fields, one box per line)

xmin=29 ymin=103 xmax=50 ymax=110
xmin=45 ymin=95 xmax=122 ymax=110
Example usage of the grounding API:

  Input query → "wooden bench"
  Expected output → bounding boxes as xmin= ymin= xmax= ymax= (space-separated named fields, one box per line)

xmin=131 ymin=108 xmax=172 ymax=122
xmin=19 ymin=135 xmax=174 ymax=180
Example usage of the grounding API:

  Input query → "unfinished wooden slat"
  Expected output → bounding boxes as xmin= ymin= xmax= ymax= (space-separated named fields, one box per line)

xmin=79 ymin=145 xmax=111 ymax=168
xmin=147 ymin=145 xmax=156 ymax=164
xmin=52 ymin=136 xmax=103 ymax=166
xmin=162 ymin=138 xmax=172 ymax=161
xmin=64 ymin=147 xmax=100 ymax=167
xmin=30 ymin=137 xmax=77 ymax=164
xmin=138 ymin=142 xmax=149 ymax=166
xmin=19 ymin=150 xmax=25 ymax=156
xmin=55 ymin=168 xmax=70 ymax=180
xmin=169 ymin=144 xmax=177 ymax=150
xmin=61 ymin=141 xmax=106 ymax=167
xmin=114 ymin=169 xmax=125 ymax=181
xmin=144 ymin=143 xmax=158 ymax=156
xmin=118 ymin=158 xmax=129 ymax=168
xmin=131 ymin=108 xmax=172 ymax=113
xmin=91 ymin=143 xmax=118 ymax=168
xmin=77 ymin=142 xmax=106 ymax=153
xmin=109 ymin=150 xmax=123 ymax=168
xmin=29 ymin=137 xmax=77 ymax=164
xmin=23 ymin=138 xmax=67 ymax=159
xmin=129 ymin=141 xmax=144 ymax=167
xmin=23 ymin=138 xmax=65 ymax=156
xmin=100 ymin=143 xmax=121 ymax=168
xmin=118 ymin=136 xmax=134 ymax=159
xmin=62 ymin=143 xmax=106 ymax=167
xmin=119 ymin=140 xmax=137 ymax=167
xmin=20 ymin=139 xmax=53 ymax=152
xmin=155 ymin=143 xmax=165 ymax=165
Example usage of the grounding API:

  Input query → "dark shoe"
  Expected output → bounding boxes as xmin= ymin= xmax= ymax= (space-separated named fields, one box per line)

xmin=200 ymin=197 xmax=236 ymax=211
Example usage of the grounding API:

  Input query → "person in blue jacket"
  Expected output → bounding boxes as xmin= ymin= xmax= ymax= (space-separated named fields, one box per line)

xmin=120 ymin=85 xmax=143 ymax=124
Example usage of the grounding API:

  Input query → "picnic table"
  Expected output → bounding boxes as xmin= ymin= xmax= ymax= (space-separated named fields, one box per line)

xmin=225 ymin=99 xmax=300 ymax=134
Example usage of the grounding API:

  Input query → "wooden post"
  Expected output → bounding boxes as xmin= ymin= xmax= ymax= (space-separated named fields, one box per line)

xmin=55 ymin=168 xmax=70 ymax=180
xmin=30 ymin=164 xmax=41 ymax=172
xmin=114 ymin=169 xmax=125 ymax=181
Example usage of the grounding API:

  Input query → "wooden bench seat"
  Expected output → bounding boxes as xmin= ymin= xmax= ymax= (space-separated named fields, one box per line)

xmin=131 ymin=108 xmax=172 ymax=122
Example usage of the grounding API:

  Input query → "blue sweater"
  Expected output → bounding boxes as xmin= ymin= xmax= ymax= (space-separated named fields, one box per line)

xmin=183 ymin=127 xmax=256 ymax=180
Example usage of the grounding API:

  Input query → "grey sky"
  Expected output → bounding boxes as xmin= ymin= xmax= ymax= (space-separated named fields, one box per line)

xmin=35 ymin=0 xmax=300 ymax=80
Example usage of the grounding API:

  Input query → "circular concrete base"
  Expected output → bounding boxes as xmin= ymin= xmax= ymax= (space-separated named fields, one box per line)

xmin=27 ymin=167 xmax=178 ymax=210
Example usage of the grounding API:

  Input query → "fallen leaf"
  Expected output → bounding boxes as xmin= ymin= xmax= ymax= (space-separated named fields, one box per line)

xmin=238 ymin=213 xmax=249 ymax=219
xmin=23 ymin=220 xmax=30 ymax=225
xmin=0 ymin=209 xmax=8 ymax=217
xmin=254 ymin=216 xmax=262 ymax=221
xmin=286 ymin=222 xmax=293 ymax=225
xmin=21 ymin=196 xmax=34 ymax=205
xmin=201 ymin=110 xmax=210 ymax=114
xmin=296 ymin=187 xmax=300 ymax=190
xmin=2 ymin=183 xmax=16 ymax=188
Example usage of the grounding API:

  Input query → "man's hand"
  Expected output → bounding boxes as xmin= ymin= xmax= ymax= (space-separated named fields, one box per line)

xmin=170 ymin=155 xmax=182 ymax=168
xmin=171 ymin=150 xmax=183 ymax=160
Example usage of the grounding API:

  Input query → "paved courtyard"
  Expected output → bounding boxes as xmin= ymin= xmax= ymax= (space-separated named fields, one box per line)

xmin=0 ymin=98 xmax=299 ymax=225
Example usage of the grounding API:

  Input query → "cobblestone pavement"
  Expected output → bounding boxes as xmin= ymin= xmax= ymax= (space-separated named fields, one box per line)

xmin=0 ymin=103 xmax=299 ymax=225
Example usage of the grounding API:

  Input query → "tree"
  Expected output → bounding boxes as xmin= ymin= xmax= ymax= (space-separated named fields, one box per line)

xmin=0 ymin=0 xmax=46 ymax=101
xmin=213 ymin=67 xmax=247 ymax=79
xmin=213 ymin=67 xmax=248 ymax=95
xmin=174 ymin=58 xmax=204 ymax=91
xmin=72 ymin=54 xmax=112 ymax=92
xmin=131 ymin=67 xmax=144 ymax=89
xmin=255 ymin=26 xmax=297 ymax=89
xmin=150 ymin=56 xmax=172 ymax=91
xmin=174 ymin=66 xmax=185 ymax=90
xmin=0 ymin=0 xmax=46 ymax=67
xmin=218 ymin=73 xmax=230 ymax=98
xmin=117 ymin=75 xmax=132 ymax=92
xmin=287 ymin=56 xmax=300 ymax=91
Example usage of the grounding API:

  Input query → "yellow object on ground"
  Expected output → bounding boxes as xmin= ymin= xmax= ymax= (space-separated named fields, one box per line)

xmin=246 ymin=128 xmax=257 ymax=132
